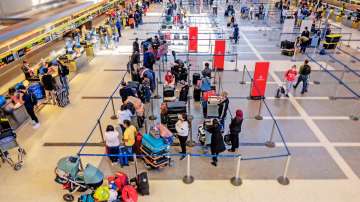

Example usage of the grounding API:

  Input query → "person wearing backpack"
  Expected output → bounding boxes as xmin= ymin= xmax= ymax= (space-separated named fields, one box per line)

xmin=294 ymin=60 xmax=311 ymax=94
xmin=41 ymin=68 xmax=56 ymax=105
xmin=18 ymin=86 xmax=40 ymax=129
xmin=57 ymin=60 xmax=70 ymax=91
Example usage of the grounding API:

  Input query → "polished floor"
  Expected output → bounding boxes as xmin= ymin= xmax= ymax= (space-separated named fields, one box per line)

xmin=1 ymin=2 xmax=360 ymax=202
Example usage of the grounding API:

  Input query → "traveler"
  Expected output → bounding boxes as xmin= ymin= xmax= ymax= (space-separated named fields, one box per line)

xmin=164 ymin=71 xmax=175 ymax=87
xmin=119 ymin=82 xmax=136 ymax=102
xmin=175 ymin=113 xmax=189 ymax=160
xmin=201 ymin=62 xmax=212 ymax=78
xmin=294 ymin=60 xmax=311 ymax=94
xmin=143 ymin=47 xmax=155 ymax=70
xmin=208 ymin=119 xmax=226 ymax=166
xmin=233 ymin=24 xmax=239 ymax=44
xmin=284 ymin=65 xmax=298 ymax=97
xmin=41 ymin=68 xmax=56 ymax=105
xmin=133 ymin=38 xmax=140 ymax=53
xmin=18 ymin=86 xmax=40 ymax=129
xmin=228 ymin=109 xmax=243 ymax=152
xmin=301 ymin=26 xmax=310 ymax=38
xmin=21 ymin=61 xmax=33 ymax=81
xmin=118 ymin=105 xmax=133 ymax=133
xmin=104 ymin=125 xmax=120 ymax=165
xmin=123 ymin=120 xmax=137 ymax=154
xmin=140 ymin=77 xmax=152 ymax=103
xmin=57 ymin=60 xmax=70 ymax=91
xmin=218 ymin=91 xmax=229 ymax=126
xmin=200 ymin=76 xmax=212 ymax=93
xmin=249 ymin=4 xmax=255 ymax=20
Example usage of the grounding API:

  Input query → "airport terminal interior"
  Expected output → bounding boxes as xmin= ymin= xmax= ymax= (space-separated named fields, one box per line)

xmin=1 ymin=0 xmax=360 ymax=201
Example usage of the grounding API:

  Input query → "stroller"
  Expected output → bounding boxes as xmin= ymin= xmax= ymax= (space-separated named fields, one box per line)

xmin=0 ymin=118 xmax=25 ymax=171
xmin=55 ymin=156 xmax=104 ymax=201
xmin=198 ymin=118 xmax=224 ymax=146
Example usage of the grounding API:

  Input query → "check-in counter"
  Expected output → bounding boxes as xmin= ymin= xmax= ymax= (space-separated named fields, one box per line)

xmin=1 ymin=103 xmax=29 ymax=130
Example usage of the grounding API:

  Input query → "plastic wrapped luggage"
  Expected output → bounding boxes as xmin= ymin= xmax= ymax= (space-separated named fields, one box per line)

xmin=142 ymin=133 xmax=168 ymax=153
xmin=207 ymin=96 xmax=221 ymax=118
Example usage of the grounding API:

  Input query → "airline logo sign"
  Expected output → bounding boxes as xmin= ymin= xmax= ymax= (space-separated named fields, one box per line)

xmin=251 ymin=62 xmax=270 ymax=98
xmin=188 ymin=27 xmax=198 ymax=52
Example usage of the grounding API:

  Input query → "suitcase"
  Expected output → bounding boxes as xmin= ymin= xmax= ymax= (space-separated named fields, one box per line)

xmin=192 ymin=73 xmax=201 ymax=85
xmin=27 ymin=82 xmax=45 ymax=100
xmin=323 ymin=43 xmax=336 ymax=49
xmin=280 ymin=40 xmax=295 ymax=49
xmin=163 ymin=86 xmax=175 ymax=97
xmin=281 ymin=49 xmax=294 ymax=56
xmin=193 ymin=88 xmax=201 ymax=102
xmin=174 ymin=33 xmax=180 ymax=40
xmin=275 ymin=86 xmax=286 ymax=98
xmin=119 ymin=147 xmax=129 ymax=166
xmin=136 ymin=172 xmax=150 ymax=195
xmin=182 ymin=35 xmax=188 ymax=40
xmin=141 ymin=133 xmax=168 ymax=153
xmin=167 ymin=101 xmax=186 ymax=114
xmin=56 ymin=88 xmax=70 ymax=107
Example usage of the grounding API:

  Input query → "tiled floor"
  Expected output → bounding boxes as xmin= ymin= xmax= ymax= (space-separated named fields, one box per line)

xmin=1 ymin=2 xmax=360 ymax=202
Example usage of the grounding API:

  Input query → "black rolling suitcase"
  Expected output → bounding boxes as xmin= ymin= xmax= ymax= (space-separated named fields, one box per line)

xmin=193 ymin=87 xmax=201 ymax=102
xmin=192 ymin=73 xmax=201 ymax=85
xmin=167 ymin=101 xmax=186 ymax=114
xmin=137 ymin=172 xmax=150 ymax=195
xmin=281 ymin=49 xmax=294 ymax=56
xmin=163 ymin=86 xmax=175 ymax=98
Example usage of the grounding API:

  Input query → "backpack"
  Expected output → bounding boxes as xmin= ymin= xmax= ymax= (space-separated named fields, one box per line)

xmin=122 ymin=185 xmax=138 ymax=202
xmin=28 ymin=92 xmax=38 ymax=106
xmin=62 ymin=66 xmax=70 ymax=76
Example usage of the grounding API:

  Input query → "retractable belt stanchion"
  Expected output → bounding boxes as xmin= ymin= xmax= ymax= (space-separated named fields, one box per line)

xmin=277 ymin=155 xmax=291 ymax=185
xmin=97 ymin=119 xmax=105 ymax=143
xmin=158 ymin=61 xmax=163 ymax=84
xmin=240 ymin=65 xmax=246 ymax=84
xmin=230 ymin=155 xmax=242 ymax=186
xmin=149 ymin=97 xmax=157 ymax=120
xmin=234 ymin=54 xmax=238 ymax=72
xmin=265 ymin=121 xmax=276 ymax=148
xmin=187 ymin=97 xmax=195 ymax=147
xmin=110 ymin=96 xmax=117 ymax=120
xmin=153 ymin=78 xmax=161 ymax=99
xmin=330 ymin=69 xmax=346 ymax=100
xmin=183 ymin=154 xmax=194 ymax=184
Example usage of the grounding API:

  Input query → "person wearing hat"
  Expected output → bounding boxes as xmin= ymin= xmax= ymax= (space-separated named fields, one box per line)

xmin=228 ymin=109 xmax=243 ymax=152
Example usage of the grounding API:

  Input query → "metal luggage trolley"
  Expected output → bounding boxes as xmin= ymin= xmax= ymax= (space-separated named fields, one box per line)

xmin=0 ymin=118 xmax=26 ymax=171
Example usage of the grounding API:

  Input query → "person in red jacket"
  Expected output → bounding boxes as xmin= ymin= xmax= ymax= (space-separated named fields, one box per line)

xmin=284 ymin=65 xmax=298 ymax=97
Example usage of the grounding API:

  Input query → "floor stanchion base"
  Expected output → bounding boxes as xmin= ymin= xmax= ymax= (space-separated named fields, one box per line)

xmin=313 ymin=81 xmax=321 ymax=85
xmin=255 ymin=115 xmax=263 ymax=120
xmin=350 ymin=115 xmax=359 ymax=121
xmin=329 ymin=96 xmax=337 ymax=100
xmin=183 ymin=175 xmax=194 ymax=184
xmin=230 ymin=177 xmax=243 ymax=186
xmin=153 ymin=95 xmax=162 ymax=99
xmin=239 ymin=81 xmax=246 ymax=84
xmin=265 ymin=141 xmax=275 ymax=148
xmin=110 ymin=115 xmax=118 ymax=120
xmin=277 ymin=176 xmax=290 ymax=185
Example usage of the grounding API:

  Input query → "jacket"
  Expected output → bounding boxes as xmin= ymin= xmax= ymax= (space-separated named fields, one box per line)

xmin=229 ymin=118 xmax=243 ymax=134
xmin=209 ymin=125 xmax=226 ymax=153
xmin=299 ymin=64 xmax=311 ymax=76
xmin=218 ymin=98 xmax=229 ymax=119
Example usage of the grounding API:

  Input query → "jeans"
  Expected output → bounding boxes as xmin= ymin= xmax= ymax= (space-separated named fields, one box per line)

xmin=285 ymin=80 xmax=294 ymax=95
xmin=25 ymin=106 xmax=39 ymax=123
xmin=60 ymin=76 xmax=69 ymax=91
xmin=107 ymin=146 xmax=120 ymax=162
xmin=294 ymin=75 xmax=309 ymax=93
xmin=300 ymin=43 xmax=307 ymax=53
xmin=211 ymin=151 xmax=219 ymax=162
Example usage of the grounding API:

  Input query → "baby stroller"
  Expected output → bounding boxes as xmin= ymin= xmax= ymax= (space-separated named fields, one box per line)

xmin=55 ymin=156 xmax=104 ymax=201
xmin=241 ymin=7 xmax=249 ymax=19
xmin=0 ymin=118 xmax=25 ymax=171
xmin=197 ymin=118 xmax=224 ymax=146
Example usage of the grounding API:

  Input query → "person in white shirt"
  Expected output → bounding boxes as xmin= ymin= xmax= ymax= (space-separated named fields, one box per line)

xmin=175 ymin=113 xmax=189 ymax=160
xmin=117 ymin=105 xmax=133 ymax=133
xmin=104 ymin=125 xmax=120 ymax=164
xmin=249 ymin=4 xmax=255 ymax=20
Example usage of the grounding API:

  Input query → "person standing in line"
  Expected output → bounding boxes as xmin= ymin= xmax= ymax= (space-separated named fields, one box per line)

xmin=133 ymin=38 xmax=140 ymax=53
xmin=201 ymin=62 xmax=212 ymax=78
xmin=18 ymin=86 xmax=40 ymax=129
xmin=57 ymin=60 xmax=70 ymax=91
xmin=123 ymin=120 xmax=137 ymax=155
xmin=208 ymin=119 xmax=226 ymax=166
xmin=21 ymin=61 xmax=33 ymax=81
xmin=104 ymin=125 xmax=121 ymax=165
xmin=175 ymin=113 xmax=189 ymax=160
xmin=41 ymin=68 xmax=56 ymax=105
xmin=249 ymin=4 xmax=255 ymax=20
xmin=228 ymin=109 xmax=243 ymax=152
xmin=118 ymin=105 xmax=133 ymax=133
xmin=218 ymin=91 xmax=229 ymax=126
xmin=284 ymin=65 xmax=298 ymax=97
xmin=294 ymin=60 xmax=311 ymax=94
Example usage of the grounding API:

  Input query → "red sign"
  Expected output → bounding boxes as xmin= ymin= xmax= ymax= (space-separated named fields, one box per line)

xmin=213 ymin=40 xmax=225 ymax=70
xmin=251 ymin=62 xmax=270 ymax=98
xmin=188 ymin=26 xmax=198 ymax=52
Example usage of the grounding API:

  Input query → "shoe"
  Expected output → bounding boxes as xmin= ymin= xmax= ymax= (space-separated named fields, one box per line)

xmin=228 ymin=149 xmax=235 ymax=152
xmin=31 ymin=120 xmax=36 ymax=125
xmin=211 ymin=162 xmax=217 ymax=167
xmin=111 ymin=162 xmax=117 ymax=166
xmin=293 ymin=85 xmax=297 ymax=89
xmin=285 ymin=94 xmax=289 ymax=97
xmin=180 ymin=155 xmax=186 ymax=160
xmin=300 ymin=92 xmax=305 ymax=95
xmin=33 ymin=123 xmax=40 ymax=129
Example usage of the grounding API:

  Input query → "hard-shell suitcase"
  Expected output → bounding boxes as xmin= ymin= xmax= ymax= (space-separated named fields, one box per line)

xmin=193 ymin=88 xmax=201 ymax=102
xmin=281 ymin=49 xmax=294 ymax=56
xmin=136 ymin=172 xmax=150 ymax=195
xmin=192 ymin=73 xmax=201 ymax=85
xmin=167 ymin=101 xmax=186 ymax=114
xmin=275 ymin=86 xmax=286 ymax=98
xmin=163 ymin=86 xmax=175 ymax=98
xmin=119 ymin=147 xmax=129 ymax=166
xmin=141 ymin=133 xmax=168 ymax=153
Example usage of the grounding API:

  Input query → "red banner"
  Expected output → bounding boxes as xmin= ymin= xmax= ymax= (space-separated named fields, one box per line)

xmin=188 ymin=26 xmax=198 ymax=52
xmin=213 ymin=40 xmax=225 ymax=70
xmin=251 ymin=62 xmax=270 ymax=98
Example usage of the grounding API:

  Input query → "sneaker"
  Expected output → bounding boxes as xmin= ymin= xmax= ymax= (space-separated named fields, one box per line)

xmin=179 ymin=155 xmax=186 ymax=160
xmin=111 ymin=162 xmax=117 ymax=166
xmin=293 ymin=85 xmax=297 ymax=89
xmin=228 ymin=149 xmax=235 ymax=152
xmin=31 ymin=120 xmax=36 ymax=125
xmin=285 ymin=94 xmax=289 ymax=97
xmin=211 ymin=162 xmax=217 ymax=167
xmin=33 ymin=123 xmax=40 ymax=129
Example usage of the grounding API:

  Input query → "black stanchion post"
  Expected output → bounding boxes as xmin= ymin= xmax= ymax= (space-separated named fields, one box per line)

xmin=148 ymin=98 xmax=157 ymax=121
xmin=234 ymin=54 xmax=238 ymax=72
xmin=182 ymin=154 xmax=194 ymax=184
xmin=110 ymin=97 xmax=117 ymax=120
xmin=254 ymin=100 xmax=263 ymax=120
xmin=153 ymin=78 xmax=161 ymax=99
xmin=98 ymin=119 xmax=105 ymax=142
xmin=265 ymin=121 xmax=276 ymax=148
xmin=240 ymin=65 xmax=246 ymax=84
xmin=230 ymin=155 xmax=242 ymax=186
xmin=277 ymin=155 xmax=291 ymax=185
xmin=187 ymin=97 xmax=195 ymax=147
xmin=158 ymin=61 xmax=163 ymax=84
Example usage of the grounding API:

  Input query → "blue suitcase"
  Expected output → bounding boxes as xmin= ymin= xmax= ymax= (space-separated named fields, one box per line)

xmin=119 ymin=147 xmax=129 ymax=166
xmin=27 ymin=83 xmax=45 ymax=100
xmin=142 ymin=133 xmax=168 ymax=153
